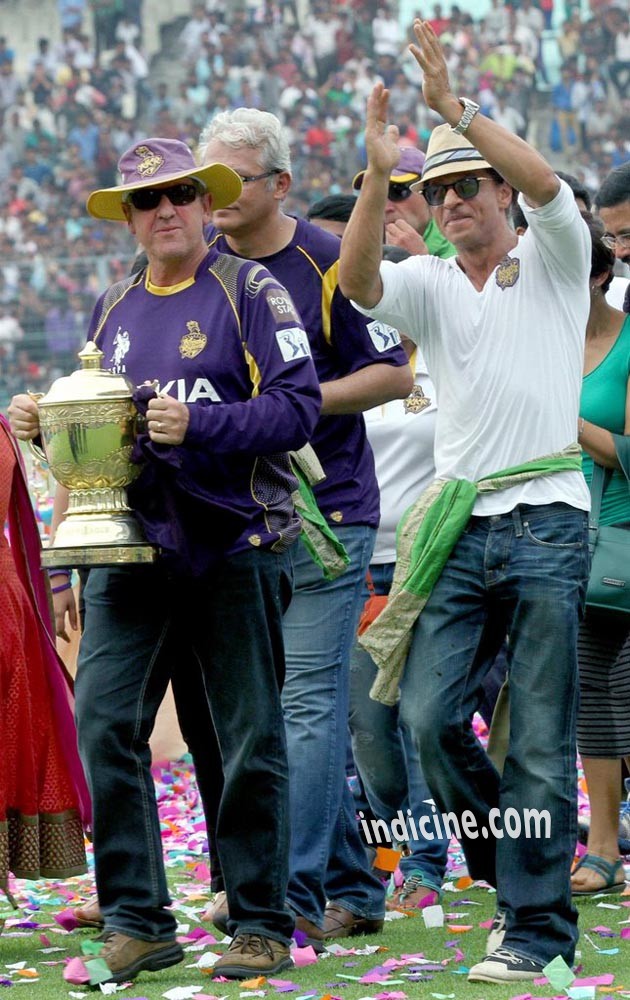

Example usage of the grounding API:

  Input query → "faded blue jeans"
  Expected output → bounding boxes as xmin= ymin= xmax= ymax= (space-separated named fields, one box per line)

xmin=75 ymin=552 xmax=295 ymax=945
xmin=349 ymin=562 xmax=449 ymax=890
xmin=399 ymin=502 xmax=589 ymax=967
xmin=282 ymin=526 xmax=386 ymax=925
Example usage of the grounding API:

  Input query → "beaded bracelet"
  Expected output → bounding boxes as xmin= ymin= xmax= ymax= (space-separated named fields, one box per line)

xmin=51 ymin=580 xmax=73 ymax=595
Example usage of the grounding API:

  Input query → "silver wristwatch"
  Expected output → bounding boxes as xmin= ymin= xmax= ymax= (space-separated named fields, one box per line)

xmin=451 ymin=97 xmax=480 ymax=136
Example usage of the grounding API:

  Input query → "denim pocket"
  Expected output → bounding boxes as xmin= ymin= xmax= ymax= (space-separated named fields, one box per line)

xmin=522 ymin=512 xmax=586 ymax=549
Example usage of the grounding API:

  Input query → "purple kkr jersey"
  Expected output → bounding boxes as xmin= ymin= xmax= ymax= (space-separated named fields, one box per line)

xmin=209 ymin=218 xmax=408 ymax=529
xmin=88 ymin=246 xmax=321 ymax=569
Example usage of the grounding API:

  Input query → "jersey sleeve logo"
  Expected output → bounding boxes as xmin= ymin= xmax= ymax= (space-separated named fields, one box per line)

xmin=366 ymin=320 xmax=402 ymax=353
xmin=265 ymin=289 xmax=300 ymax=322
xmin=276 ymin=327 xmax=312 ymax=362
xmin=179 ymin=320 xmax=208 ymax=358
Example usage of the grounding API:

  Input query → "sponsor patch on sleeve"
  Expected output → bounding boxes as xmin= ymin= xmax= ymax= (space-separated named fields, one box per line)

xmin=276 ymin=327 xmax=312 ymax=362
xmin=366 ymin=320 xmax=402 ymax=353
xmin=266 ymin=288 xmax=300 ymax=322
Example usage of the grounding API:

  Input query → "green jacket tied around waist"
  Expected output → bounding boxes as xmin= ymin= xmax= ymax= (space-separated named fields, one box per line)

xmin=360 ymin=444 xmax=584 ymax=706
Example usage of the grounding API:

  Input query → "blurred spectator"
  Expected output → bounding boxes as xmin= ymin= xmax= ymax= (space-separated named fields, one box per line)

xmin=4 ymin=0 xmax=630 ymax=394
xmin=0 ymin=305 xmax=24 ymax=360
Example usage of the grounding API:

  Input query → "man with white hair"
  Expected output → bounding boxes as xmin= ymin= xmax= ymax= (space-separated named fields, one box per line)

xmin=193 ymin=106 xmax=412 ymax=942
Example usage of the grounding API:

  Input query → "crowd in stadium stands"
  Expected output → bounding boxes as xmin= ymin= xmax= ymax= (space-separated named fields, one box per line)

xmin=1 ymin=0 xmax=630 ymax=404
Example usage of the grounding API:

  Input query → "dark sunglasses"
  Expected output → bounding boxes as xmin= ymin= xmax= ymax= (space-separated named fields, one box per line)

xmin=387 ymin=182 xmax=415 ymax=202
xmin=422 ymin=176 xmax=490 ymax=207
xmin=123 ymin=181 xmax=203 ymax=212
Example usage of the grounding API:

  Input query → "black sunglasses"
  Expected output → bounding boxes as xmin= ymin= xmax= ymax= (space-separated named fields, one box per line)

xmin=422 ymin=176 xmax=490 ymax=207
xmin=387 ymin=182 xmax=415 ymax=202
xmin=123 ymin=181 xmax=203 ymax=212
xmin=238 ymin=169 xmax=282 ymax=184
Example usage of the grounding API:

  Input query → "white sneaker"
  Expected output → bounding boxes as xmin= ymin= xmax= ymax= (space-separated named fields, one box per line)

xmin=468 ymin=947 xmax=543 ymax=984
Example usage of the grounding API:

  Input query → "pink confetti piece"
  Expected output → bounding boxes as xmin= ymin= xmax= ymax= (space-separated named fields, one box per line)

xmin=63 ymin=957 xmax=90 ymax=984
xmin=621 ymin=928 xmax=630 ymax=939
xmin=55 ymin=909 xmax=80 ymax=931
xmin=571 ymin=975 xmax=615 ymax=987
xmin=290 ymin=945 xmax=319 ymax=967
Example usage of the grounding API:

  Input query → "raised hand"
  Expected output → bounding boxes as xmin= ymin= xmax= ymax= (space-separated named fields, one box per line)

xmin=364 ymin=83 xmax=401 ymax=177
xmin=409 ymin=18 xmax=455 ymax=117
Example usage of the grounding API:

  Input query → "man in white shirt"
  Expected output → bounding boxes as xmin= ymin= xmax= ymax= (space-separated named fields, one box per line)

xmin=340 ymin=18 xmax=591 ymax=987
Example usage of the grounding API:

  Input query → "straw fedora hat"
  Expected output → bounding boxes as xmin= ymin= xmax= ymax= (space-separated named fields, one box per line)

xmin=411 ymin=123 xmax=492 ymax=191
xmin=86 ymin=137 xmax=242 ymax=221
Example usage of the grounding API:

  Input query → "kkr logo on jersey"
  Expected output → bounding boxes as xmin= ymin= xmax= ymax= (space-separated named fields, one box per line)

xmin=180 ymin=321 xmax=208 ymax=359
xmin=276 ymin=327 xmax=311 ymax=362
xmin=366 ymin=320 xmax=402 ymax=353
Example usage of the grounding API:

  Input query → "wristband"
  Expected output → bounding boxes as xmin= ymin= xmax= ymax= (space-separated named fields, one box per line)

xmin=51 ymin=580 xmax=73 ymax=595
xmin=48 ymin=568 xmax=71 ymax=578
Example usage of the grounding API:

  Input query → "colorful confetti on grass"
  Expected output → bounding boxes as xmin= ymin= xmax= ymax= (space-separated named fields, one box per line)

xmin=2 ymin=739 xmax=630 ymax=999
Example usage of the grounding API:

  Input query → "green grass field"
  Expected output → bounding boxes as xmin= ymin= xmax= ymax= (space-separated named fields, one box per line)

xmin=2 ymin=872 xmax=629 ymax=1000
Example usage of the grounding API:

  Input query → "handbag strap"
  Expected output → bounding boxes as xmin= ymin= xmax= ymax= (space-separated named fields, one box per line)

xmin=588 ymin=462 xmax=612 ymax=555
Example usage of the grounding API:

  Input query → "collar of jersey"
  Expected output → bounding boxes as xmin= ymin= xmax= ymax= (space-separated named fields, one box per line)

xmin=145 ymin=271 xmax=196 ymax=295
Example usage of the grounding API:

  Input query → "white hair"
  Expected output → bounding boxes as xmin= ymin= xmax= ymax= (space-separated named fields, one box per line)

xmin=198 ymin=108 xmax=292 ymax=185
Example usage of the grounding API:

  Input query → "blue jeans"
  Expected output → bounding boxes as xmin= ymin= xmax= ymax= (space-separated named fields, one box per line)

xmin=399 ymin=503 xmax=589 ymax=966
xmin=349 ymin=562 xmax=449 ymax=890
xmin=282 ymin=526 xmax=386 ymax=925
xmin=74 ymin=551 xmax=295 ymax=945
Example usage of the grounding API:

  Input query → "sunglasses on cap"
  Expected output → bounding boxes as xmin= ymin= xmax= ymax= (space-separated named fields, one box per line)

xmin=422 ymin=175 xmax=491 ymax=208
xmin=387 ymin=181 xmax=415 ymax=202
xmin=123 ymin=181 xmax=205 ymax=212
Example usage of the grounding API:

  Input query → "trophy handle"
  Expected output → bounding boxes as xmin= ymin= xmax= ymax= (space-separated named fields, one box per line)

xmin=28 ymin=439 xmax=48 ymax=464
xmin=25 ymin=391 xmax=47 ymax=463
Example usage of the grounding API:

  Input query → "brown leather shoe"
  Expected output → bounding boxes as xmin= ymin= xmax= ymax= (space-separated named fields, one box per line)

xmin=213 ymin=933 xmax=292 ymax=979
xmin=294 ymin=913 xmax=324 ymax=941
xmin=321 ymin=902 xmax=384 ymax=939
xmin=99 ymin=931 xmax=184 ymax=983
xmin=73 ymin=897 xmax=104 ymax=929
xmin=203 ymin=890 xmax=229 ymax=935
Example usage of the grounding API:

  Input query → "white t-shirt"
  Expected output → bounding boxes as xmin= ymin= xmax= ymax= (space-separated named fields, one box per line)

xmin=365 ymin=351 xmax=437 ymax=564
xmin=356 ymin=181 xmax=591 ymax=516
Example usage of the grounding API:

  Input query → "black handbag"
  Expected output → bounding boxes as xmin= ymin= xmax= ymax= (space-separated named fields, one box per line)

xmin=586 ymin=435 xmax=630 ymax=618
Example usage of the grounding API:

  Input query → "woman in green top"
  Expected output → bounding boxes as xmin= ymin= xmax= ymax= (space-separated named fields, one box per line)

xmin=571 ymin=214 xmax=630 ymax=895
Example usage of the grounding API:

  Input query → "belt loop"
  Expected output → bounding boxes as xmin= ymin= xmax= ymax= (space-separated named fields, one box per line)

xmin=512 ymin=506 xmax=524 ymax=537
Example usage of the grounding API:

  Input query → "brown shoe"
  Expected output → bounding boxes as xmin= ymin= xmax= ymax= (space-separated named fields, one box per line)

xmin=203 ymin=890 xmax=229 ymax=935
xmin=294 ymin=913 xmax=324 ymax=941
xmin=99 ymin=931 xmax=184 ymax=982
xmin=321 ymin=902 xmax=384 ymax=939
xmin=212 ymin=934 xmax=292 ymax=979
xmin=73 ymin=897 xmax=104 ymax=929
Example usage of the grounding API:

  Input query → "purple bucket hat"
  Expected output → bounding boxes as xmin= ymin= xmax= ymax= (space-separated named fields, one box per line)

xmin=86 ymin=137 xmax=242 ymax=221
xmin=353 ymin=146 xmax=427 ymax=190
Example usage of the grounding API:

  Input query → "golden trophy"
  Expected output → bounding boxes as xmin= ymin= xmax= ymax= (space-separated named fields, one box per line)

xmin=33 ymin=341 xmax=157 ymax=567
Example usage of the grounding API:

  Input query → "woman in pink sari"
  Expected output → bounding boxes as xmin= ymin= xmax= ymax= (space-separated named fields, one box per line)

xmin=0 ymin=414 xmax=90 ymax=900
